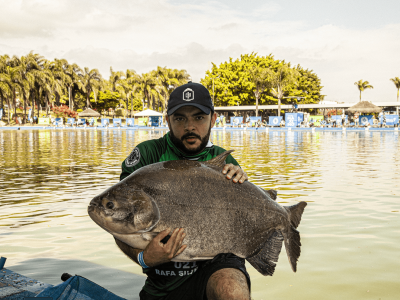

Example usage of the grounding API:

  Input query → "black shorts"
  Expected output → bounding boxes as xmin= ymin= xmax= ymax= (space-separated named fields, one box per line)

xmin=139 ymin=253 xmax=251 ymax=300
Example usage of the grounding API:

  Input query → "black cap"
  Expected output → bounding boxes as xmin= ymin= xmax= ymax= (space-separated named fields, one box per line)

xmin=167 ymin=82 xmax=214 ymax=115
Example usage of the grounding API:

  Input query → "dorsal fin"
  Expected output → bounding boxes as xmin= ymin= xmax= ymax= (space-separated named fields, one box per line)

xmin=265 ymin=189 xmax=277 ymax=200
xmin=204 ymin=150 xmax=234 ymax=168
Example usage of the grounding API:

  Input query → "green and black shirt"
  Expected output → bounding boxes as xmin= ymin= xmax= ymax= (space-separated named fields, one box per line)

xmin=120 ymin=132 xmax=239 ymax=296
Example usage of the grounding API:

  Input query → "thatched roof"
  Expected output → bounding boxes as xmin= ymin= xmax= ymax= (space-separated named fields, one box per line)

xmin=78 ymin=108 xmax=101 ymax=117
xmin=134 ymin=109 xmax=163 ymax=117
xmin=347 ymin=101 xmax=382 ymax=114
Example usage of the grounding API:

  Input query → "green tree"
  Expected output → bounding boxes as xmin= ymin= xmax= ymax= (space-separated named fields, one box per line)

xmin=89 ymin=90 xmax=120 ymax=112
xmin=269 ymin=64 xmax=299 ymax=116
xmin=155 ymin=66 xmax=190 ymax=114
xmin=248 ymin=66 xmax=271 ymax=117
xmin=81 ymin=67 xmax=103 ymax=108
xmin=201 ymin=53 xmax=321 ymax=115
xmin=354 ymin=80 xmax=373 ymax=101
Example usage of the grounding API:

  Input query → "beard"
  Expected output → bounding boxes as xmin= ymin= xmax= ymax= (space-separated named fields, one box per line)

xmin=169 ymin=121 xmax=212 ymax=155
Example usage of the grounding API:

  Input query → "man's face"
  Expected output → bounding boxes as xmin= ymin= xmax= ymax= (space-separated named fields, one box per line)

xmin=167 ymin=106 xmax=217 ymax=155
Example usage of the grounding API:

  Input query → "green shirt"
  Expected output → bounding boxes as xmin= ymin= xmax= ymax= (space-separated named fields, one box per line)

xmin=120 ymin=132 xmax=239 ymax=296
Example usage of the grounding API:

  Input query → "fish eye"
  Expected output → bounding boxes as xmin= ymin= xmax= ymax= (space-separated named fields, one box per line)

xmin=106 ymin=201 xmax=114 ymax=209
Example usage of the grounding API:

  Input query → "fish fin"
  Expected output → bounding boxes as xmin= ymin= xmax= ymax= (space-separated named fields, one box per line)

xmin=246 ymin=231 xmax=284 ymax=276
xmin=204 ymin=150 xmax=234 ymax=168
xmin=264 ymin=189 xmax=277 ymax=200
xmin=283 ymin=226 xmax=302 ymax=272
xmin=284 ymin=201 xmax=307 ymax=228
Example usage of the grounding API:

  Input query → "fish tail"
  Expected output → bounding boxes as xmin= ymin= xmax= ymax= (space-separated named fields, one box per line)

xmin=283 ymin=201 xmax=307 ymax=272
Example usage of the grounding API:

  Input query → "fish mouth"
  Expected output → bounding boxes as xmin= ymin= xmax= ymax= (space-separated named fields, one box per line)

xmin=88 ymin=204 xmax=140 ymax=235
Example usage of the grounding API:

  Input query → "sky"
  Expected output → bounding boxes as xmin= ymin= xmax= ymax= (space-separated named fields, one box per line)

xmin=1 ymin=0 xmax=400 ymax=103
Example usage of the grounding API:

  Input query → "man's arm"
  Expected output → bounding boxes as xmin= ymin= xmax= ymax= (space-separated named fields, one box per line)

xmin=114 ymin=238 xmax=141 ymax=264
xmin=115 ymin=228 xmax=187 ymax=267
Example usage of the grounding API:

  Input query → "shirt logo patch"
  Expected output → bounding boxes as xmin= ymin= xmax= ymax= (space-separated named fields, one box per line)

xmin=183 ymin=88 xmax=194 ymax=101
xmin=125 ymin=147 xmax=141 ymax=167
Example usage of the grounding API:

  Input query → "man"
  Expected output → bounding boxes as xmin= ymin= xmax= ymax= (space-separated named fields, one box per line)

xmin=382 ymin=111 xmax=387 ymax=127
xmin=341 ymin=112 xmax=346 ymax=127
xmin=118 ymin=82 xmax=251 ymax=300
xmin=354 ymin=112 xmax=359 ymax=127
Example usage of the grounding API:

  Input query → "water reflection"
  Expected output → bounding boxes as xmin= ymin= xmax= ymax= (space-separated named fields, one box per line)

xmin=1 ymin=129 xmax=400 ymax=300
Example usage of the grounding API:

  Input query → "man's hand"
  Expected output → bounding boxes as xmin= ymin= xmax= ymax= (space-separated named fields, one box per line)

xmin=143 ymin=228 xmax=186 ymax=267
xmin=222 ymin=164 xmax=248 ymax=183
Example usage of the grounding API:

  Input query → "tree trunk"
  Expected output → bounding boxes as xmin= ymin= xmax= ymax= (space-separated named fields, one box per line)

xmin=68 ymin=86 xmax=72 ymax=110
xmin=31 ymin=92 xmax=35 ymax=121
xmin=45 ymin=95 xmax=49 ymax=117
xmin=71 ymin=88 xmax=76 ymax=111
xmin=13 ymin=88 xmax=17 ymax=122
xmin=126 ymin=98 xmax=129 ymax=118
xmin=86 ymin=92 xmax=90 ymax=108
xmin=7 ymin=98 xmax=10 ymax=124
xmin=359 ymin=90 xmax=361 ymax=101
xmin=278 ymin=97 xmax=281 ymax=117
xmin=131 ymin=97 xmax=133 ymax=117
xmin=255 ymin=95 xmax=259 ymax=117
xmin=23 ymin=95 xmax=27 ymax=124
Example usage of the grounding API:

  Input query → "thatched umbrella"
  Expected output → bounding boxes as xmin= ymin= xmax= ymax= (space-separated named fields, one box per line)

xmin=347 ymin=101 xmax=382 ymax=114
xmin=78 ymin=108 xmax=101 ymax=118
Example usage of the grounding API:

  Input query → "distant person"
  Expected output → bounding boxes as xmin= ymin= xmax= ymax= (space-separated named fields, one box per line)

xmin=280 ymin=119 xmax=285 ymax=127
xmin=354 ymin=112 xmax=359 ymax=127
xmin=341 ymin=112 xmax=346 ymax=127
xmin=382 ymin=111 xmax=387 ymax=127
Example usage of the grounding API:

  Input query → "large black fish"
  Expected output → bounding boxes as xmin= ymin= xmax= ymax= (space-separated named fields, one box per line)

xmin=88 ymin=151 xmax=307 ymax=275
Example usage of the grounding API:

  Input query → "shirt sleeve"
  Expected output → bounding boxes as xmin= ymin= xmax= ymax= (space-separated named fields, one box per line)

xmin=120 ymin=139 xmax=165 ymax=181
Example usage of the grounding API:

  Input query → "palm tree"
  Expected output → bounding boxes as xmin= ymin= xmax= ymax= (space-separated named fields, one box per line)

xmin=155 ymin=67 xmax=190 ymax=114
xmin=0 ymin=55 xmax=11 ymax=121
xmin=135 ymin=72 xmax=160 ymax=110
xmin=248 ymin=66 xmax=271 ymax=117
xmin=115 ymin=69 xmax=139 ymax=117
xmin=17 ymin=53 xmax=44 ymax=122
xmin=390 ymin=77 xmax=400 ymax=115
xmin=81 ymin=67 xmax=103 ymax=108
xmin=27 ymin=52 xmax=47 ymax=118
xmin=109 ymin=67 xmax=125 ymax=92
xmin=2 ymin=62 xmax=24 ymax=123
xmin=354 ymin=80 xmax=373 ymax=101
xmin=269 ymin=64 xmax=299 ymax=117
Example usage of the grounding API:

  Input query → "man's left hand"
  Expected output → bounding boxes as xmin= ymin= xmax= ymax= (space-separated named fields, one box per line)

xmin=222 ymin=164 xmax=248 ymax=183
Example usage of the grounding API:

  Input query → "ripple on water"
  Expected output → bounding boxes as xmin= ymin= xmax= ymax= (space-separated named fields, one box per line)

xmin=0 ymin=130 xmax=399 ymax=300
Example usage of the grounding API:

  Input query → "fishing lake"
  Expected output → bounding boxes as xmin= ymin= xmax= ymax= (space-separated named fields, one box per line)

xmin=1 ymin=129 xmax=399 ymax=299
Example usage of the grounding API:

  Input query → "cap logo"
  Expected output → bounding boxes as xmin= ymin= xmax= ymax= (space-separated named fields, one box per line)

xmin=183 ymin=88 xmax=194 ymax=101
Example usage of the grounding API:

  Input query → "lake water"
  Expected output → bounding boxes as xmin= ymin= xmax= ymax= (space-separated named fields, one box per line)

xmin=1 ymin=129 xmax=399 ymax=300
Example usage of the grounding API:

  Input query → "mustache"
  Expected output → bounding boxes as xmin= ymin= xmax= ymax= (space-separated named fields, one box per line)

xmin=181 ymin=132 xmax=201 ymax=141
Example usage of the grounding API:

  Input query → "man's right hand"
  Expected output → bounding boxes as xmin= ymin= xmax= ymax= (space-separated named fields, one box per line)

xmin=143 ymin=228 xmax=187 ymax=267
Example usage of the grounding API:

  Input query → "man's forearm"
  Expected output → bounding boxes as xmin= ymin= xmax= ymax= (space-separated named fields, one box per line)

xmin=114 ymin=237 xmax=141 ymax=265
